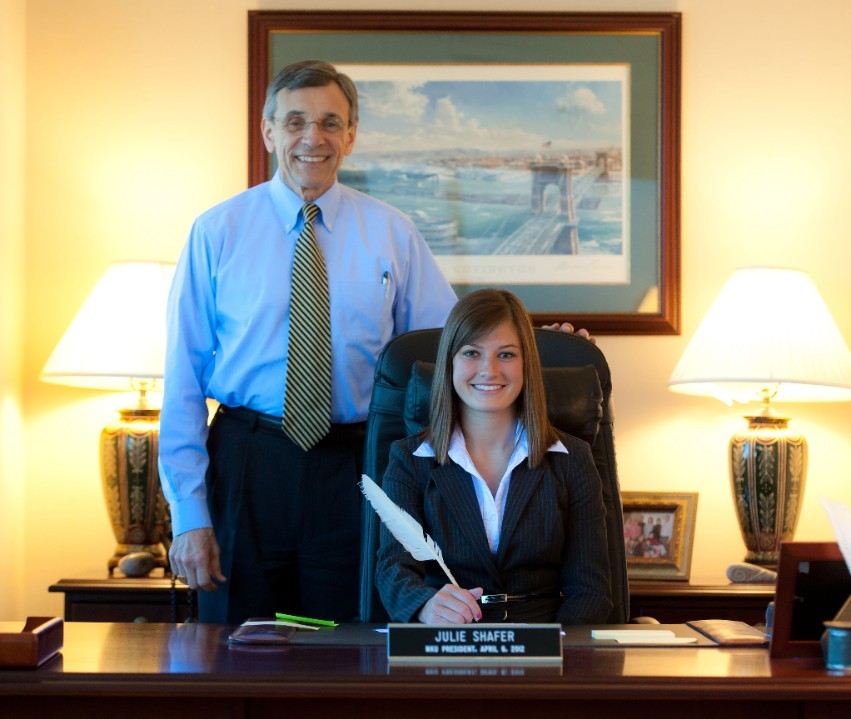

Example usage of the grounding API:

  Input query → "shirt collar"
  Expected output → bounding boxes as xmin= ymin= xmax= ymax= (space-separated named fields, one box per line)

xmin=268 ymin=173 xmax=342 ymax=233
xmin=413 ymin=423 xmax=568 ymax=459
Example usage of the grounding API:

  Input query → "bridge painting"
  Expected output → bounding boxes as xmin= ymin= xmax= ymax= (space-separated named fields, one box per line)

xmin=338 ymin=63 xmax=629 ymax=286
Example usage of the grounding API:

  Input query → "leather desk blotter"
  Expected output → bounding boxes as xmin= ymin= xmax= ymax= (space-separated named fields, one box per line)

xmin=687 ymin=619 xmax=769 ymax=646
xmin=0 ymin=617 xmax=63 ymax=668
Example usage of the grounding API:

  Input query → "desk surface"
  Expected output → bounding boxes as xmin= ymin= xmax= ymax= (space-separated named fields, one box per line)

xmin=2 ymin=622 xmax=849 ymax=719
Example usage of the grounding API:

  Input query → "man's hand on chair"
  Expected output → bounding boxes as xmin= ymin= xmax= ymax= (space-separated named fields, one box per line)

xmin=541 ymin=322 xmax=596 ymax=345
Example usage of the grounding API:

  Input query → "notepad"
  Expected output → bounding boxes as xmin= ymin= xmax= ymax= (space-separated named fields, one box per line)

xmin=592 ymin=629 xmax=675 ymax=639
xmin=591 ymin=629 xmax=697 ymax=645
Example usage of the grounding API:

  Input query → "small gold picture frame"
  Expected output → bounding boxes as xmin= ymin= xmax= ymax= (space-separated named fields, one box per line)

xmin=622 ymin=491 xmax=698 ymax=581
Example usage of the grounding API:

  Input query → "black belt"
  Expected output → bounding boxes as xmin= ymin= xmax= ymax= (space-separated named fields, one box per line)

xmin=480 ymin=592 xmax=560 ymax=605
xmin=217 ymin=405 xmax=366 ymax=443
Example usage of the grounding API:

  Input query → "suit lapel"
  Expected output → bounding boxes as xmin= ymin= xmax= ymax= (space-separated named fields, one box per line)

xmin=431 ymin=463 xmax=501 ymax=582
xmin=497 ymin=463 xmax=545 ymax=564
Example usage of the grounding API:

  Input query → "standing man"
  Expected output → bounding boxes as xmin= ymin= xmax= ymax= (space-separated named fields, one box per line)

xmin=158 ymin=60 xmax=457 ymax=623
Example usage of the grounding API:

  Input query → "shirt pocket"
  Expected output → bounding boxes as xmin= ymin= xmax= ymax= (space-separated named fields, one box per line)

xmin=331 ymin=278 xmax=394 ymax=358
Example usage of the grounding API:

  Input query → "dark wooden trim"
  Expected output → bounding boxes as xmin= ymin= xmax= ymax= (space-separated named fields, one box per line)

xmin=770 ymin=541 xmax=849 ymax=658
xmin=247 ymin=12 xmax=681 ymax=335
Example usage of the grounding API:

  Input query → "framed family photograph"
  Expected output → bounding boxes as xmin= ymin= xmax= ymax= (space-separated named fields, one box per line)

xmin=248 ymin=11 xmax=681 ymax=335
xmin=622 ymin=491 xmax=697 ymax=581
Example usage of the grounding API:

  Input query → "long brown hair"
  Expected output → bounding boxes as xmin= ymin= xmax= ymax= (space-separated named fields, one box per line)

xmin=425 ymin=288 xmax=558 ymax=466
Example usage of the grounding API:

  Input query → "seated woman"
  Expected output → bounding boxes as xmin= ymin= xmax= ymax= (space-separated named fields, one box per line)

xmin=375 ymin=288 xmax=612 ymax=625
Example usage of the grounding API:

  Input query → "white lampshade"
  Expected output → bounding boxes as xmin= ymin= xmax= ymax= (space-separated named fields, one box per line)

xmin=40 ymin=261 xmax=175 ymax=391
xmin=668 ymin=267 xmax=851 ymax=405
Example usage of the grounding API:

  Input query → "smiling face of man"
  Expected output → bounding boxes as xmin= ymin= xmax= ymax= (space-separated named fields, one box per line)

xmin=261 ymin=83 xmax=357 ymax=202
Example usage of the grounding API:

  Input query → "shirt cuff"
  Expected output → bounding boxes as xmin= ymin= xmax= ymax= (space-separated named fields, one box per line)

xmin=169 ymin=496 xmax=212 ymax=537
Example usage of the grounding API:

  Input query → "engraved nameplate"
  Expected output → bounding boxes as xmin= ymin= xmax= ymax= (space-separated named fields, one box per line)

xmin=387 ymin=623 xmax=562 ymax=664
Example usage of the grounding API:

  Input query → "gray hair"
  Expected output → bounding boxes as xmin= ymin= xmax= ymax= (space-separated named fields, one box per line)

xmin=263 ymin=59 xmax=359 ymax=125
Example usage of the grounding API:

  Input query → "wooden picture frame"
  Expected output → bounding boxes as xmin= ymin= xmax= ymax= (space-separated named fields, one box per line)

xmin=622 ymin=491 xmax=697 ymax=581
xmin=769 ymin=541 xmax=851 ymax=658
xmin=247 ymin=11 xmax=681 ymax=335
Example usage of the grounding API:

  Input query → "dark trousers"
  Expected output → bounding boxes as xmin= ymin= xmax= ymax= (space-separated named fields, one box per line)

xmin=199 ymin=405 xmax=364 ymax=624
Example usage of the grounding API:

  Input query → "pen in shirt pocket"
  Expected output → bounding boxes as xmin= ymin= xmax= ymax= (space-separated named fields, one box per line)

xmin=382 ymin=271 xmax=392 ymax=298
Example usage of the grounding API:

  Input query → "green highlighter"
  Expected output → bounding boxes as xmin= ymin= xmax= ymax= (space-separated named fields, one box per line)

xmin=275 ymin=612 xmax=338 ymax=628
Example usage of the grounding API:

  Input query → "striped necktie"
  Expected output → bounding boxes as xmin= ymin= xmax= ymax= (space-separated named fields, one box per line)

xmin=282 ymin=203 xmax=331 ymax=450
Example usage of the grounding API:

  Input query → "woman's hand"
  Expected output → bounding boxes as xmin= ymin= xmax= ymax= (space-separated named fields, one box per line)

xmin=418 ymin=585 xmax=484 ymax=624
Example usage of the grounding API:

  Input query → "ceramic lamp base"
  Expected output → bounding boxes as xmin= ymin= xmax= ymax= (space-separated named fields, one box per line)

xmin=729 ymin=412 xmax=807 ymax=567
xmin=100 ymin=405 xmax=171 ymax=577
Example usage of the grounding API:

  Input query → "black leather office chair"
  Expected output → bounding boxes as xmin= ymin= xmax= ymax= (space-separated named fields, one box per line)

xmin=358 ymin=327 xmax=630 ymax=624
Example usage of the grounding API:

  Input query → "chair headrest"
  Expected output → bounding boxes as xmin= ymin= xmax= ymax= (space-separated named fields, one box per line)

xmin=404 ymin=360 xmax=603 ymax=445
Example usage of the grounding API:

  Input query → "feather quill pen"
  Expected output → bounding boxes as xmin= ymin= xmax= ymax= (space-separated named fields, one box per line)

xmin=821 ymin=496 xmax=851 ymax=576
xmin=359 ymin=474 xmax=458 ymax=585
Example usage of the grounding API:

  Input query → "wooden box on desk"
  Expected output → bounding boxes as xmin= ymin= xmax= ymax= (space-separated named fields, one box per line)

xmin=0 ymin=617 xmax=63 ymax=668
xmin=49 ymin=575 xmax=195 ymax=623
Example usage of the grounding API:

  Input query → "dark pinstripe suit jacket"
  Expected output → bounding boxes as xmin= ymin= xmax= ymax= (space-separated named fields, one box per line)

xmin=375 ymin=431 xmax=613 ymax=625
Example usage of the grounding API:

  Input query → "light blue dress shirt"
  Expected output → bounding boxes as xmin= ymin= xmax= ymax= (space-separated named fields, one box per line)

xmin=158 ymin=175 xmax=457 ymax=536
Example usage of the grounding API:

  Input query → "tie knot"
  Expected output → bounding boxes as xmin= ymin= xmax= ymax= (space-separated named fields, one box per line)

xmin=302 ymin=203 xmax=320 ymax=226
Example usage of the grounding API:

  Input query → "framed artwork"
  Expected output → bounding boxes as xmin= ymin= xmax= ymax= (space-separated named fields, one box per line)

xmin=248 ymin=11 xmax=681 ymax=335
xmin=769 ymin=541 xmax=851 ymax=658
xmin=622 ymin=491 xmax=697 ymax=581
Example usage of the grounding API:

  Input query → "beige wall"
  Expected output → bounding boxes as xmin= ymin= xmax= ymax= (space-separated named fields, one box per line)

xmin=4 ymin=0 xmax=851 ymax=618
xmin=0 ymin=0 xmax=27 ymax=618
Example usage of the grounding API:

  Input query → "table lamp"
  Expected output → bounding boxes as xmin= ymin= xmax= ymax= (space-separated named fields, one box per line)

xmin=40 ymin=260 xmax=176 ymax=577
xmin=667 ymin=267 xmax=851 ymax=566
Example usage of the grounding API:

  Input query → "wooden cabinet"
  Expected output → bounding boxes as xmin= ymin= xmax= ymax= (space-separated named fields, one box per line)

xmin=49 ymin=577 xmax=773 ymax=626
xmin=49 ymin=577 xmax=196 ymax=623
xmin=629 ymin=580 xmax=775 ymax=625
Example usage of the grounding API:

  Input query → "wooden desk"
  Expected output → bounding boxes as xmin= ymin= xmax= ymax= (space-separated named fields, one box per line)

xmin=1 ymin=622 xmax=848 ymax=719
xmin=629 ymin=580 xmax=775 ymax=624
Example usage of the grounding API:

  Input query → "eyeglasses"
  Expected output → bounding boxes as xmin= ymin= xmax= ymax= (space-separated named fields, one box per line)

xmin=274 ymin=116 xmax=348 ymax=136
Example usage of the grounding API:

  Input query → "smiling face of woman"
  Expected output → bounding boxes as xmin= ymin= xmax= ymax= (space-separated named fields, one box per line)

xmin=452 ymin=319 xmax=524 ymax=421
